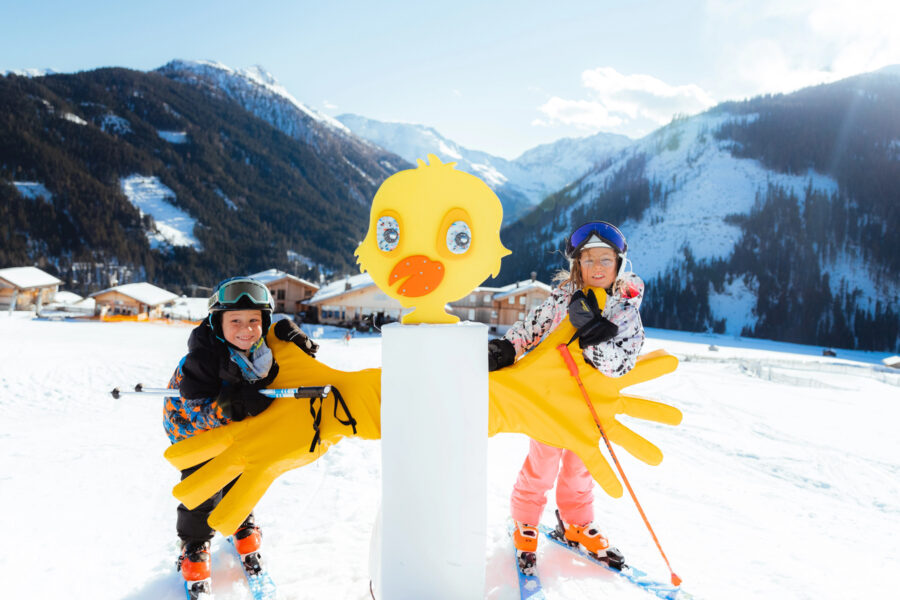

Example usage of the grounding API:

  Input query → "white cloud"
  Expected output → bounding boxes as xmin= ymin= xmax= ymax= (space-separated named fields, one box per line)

xmin=532 ymin=97 xmax=623 ymax=129
xmin=323 ymin=100 xmax=338 ymax=110
xmin=705 ymin=0 xmax=900 ymax=97
xmin=535 ymin=67 xmax=716 ymax=137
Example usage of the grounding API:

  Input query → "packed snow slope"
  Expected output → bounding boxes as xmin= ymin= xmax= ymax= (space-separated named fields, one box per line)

xmin=1 ymin=314 xmax=897 ymax=599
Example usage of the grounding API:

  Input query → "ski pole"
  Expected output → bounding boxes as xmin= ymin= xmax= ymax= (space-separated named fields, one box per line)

xmin=557 ymin=343 xmax=682 ymax=587
xmin=110 ymin=383 xmax=332 ymax=399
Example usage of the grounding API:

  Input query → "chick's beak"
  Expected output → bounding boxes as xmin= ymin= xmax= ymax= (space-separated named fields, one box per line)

xmin=389 ymin=255 xmax=445 ymax=297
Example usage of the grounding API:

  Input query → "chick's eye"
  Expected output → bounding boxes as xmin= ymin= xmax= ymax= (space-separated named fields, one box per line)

xmin=377 ymin=216 xmax=400 ymax=252
xmin=446 ymin=220 xmax=471 ymax=254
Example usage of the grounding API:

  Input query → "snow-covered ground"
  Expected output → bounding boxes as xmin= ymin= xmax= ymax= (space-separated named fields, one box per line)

xmin=1 ymin=313 xmax=897 ymax=599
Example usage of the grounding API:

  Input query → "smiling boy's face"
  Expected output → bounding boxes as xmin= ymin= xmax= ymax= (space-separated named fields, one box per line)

xmin=221 ymin=309 xmax=263 ymax=350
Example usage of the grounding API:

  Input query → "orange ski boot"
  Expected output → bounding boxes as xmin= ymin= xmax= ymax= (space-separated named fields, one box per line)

xmin=177 ymin=540 xmax=211 ymax=598
xmin=233 ymin=515 xmax=264 ymax=575
xmin=511 ymin=520 xmax=539 ymax=574
xmin=554 ymin=509 xmax=625 ymax=569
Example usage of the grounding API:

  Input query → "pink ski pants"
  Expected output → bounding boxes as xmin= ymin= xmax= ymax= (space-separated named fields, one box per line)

xmin=510 ymin=438 xmax=594 ymax=526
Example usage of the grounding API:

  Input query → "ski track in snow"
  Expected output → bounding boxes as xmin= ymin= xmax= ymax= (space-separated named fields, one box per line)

xmin=1 ymin=314 xmax=897 ymax=599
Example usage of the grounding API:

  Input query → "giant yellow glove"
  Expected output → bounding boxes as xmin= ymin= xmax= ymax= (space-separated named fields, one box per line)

xmin=163 ymin=332 xmax=381 ymax=534
xmin=166 ymin=325 xmax=680 ymax=535
xmin=487 ymin=317 xmax=681 ymax=498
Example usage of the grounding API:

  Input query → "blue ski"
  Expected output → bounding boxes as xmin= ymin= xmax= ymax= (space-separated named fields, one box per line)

xmin=182 ymin=578 xmax=212 ymax=600
xmin=507 ymin=521 xmax=546 ymax=600
xmin=538 ymin=524 xmax=694 ymax=600
xmin=227 ymin=536 xmax=278 ymax=600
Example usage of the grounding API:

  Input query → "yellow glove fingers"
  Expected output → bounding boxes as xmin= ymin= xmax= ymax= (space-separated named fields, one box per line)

xmin=164 ymin=426 xmax=236 ymax=471
xmin=603 ymin=419 xmax=663 ymax=465
xmin=620 ymin=393 xmax=683 ymax=426
xmin=207 ymin=469 xmax=274 ymax=535
xmin=615 ymin=350 xmax=679 ymax=389
xmin=574 ymin=443 xmax=623 ymax=498
xmin=172 ymin=450 xmax=245 ymax=510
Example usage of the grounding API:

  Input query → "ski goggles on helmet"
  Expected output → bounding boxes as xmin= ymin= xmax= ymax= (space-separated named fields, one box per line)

xmin=208 ymin=277 xmax=273 ymax=311
xmin=565 ymin=221 xmax=628 ymax=258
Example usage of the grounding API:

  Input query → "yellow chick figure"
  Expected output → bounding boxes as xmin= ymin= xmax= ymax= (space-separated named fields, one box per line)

xmin=355 ymin=154 xmax=511 ymax=324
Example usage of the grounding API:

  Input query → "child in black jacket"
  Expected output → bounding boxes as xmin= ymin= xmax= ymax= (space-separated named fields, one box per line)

xmin=164 ymin=277 xmax=317 ymax=594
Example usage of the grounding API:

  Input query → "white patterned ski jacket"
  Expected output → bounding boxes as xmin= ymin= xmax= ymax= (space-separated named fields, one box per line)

xmin=502 ymin=272 xmax=645 ymax=377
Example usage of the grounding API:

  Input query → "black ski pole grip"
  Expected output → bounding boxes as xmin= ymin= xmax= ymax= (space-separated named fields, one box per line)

xmin=292 ymin=385 xmax=331 ymax=398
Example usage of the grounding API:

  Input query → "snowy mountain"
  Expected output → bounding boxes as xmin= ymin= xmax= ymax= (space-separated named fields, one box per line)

xmin=337 ymin=114 xmax=632 ymax=222
xmin=498 ymin=69 xmax=900 ymax=352
xmin=2 ymin=314 xmax=897 ymax=599
xmin=156 ymin=59 xmax=410 ymax=198
xmin=0 ymin=64 xmax=409 ymax=293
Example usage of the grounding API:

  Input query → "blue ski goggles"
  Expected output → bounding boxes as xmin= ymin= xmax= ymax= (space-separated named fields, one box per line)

xmin=565 ymin=221 xmax=628 ymax=258
xmin=208 ymin=278 xmax=272 ymax=310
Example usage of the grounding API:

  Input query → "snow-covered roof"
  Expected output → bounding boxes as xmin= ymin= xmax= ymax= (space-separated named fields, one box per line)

xmin=52 ymin=290 xmax=84 ymax=304
xmin=0 ymin=266 xmax=63 ymax=289
xmin=91 ymin=282 xmax=179 ymax=306
xmin=492 ymin=279 xmax=552 ymax=300
xmin=249 ymin=269 xmax=318 ymax=289
xmin=308 ymin=273 xmax=376 ymax=303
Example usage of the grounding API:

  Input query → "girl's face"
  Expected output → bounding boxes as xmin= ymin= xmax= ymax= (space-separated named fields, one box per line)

xmin=221 ymin=309 xmax=264 ymax=350
xmin=579 ymin=247 xmax=618 ymax=289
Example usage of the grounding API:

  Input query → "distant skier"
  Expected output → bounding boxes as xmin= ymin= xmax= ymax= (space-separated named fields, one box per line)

xmin=163 ymin=277 xmax=318 ymax=598
xmin=487 ymin=221 xmax=644 ymax=575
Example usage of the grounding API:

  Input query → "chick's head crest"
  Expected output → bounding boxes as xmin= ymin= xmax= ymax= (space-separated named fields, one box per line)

xmin=355 ymin=154 xmax=511 ymax=324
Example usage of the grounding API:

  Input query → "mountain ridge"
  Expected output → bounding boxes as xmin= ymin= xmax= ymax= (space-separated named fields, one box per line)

xmin=496 ymin=69 xmax=900 ymax=351
xmin=336 ymin=113 xmax=632 ymax=222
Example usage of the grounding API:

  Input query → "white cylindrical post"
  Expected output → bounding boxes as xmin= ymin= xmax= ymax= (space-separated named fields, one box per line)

xmin=376 ymin=321 xmax=488 ymax=599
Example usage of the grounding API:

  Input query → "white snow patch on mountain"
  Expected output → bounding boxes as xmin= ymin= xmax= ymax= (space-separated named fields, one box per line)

xmin=823 ymin=249 xmax=900 ymax=311
xmin=157 ymin=130 xmax=188 ymax=144
xmin=708 ymin=276 xmax=757 ymax=335
xmin=13 ymin=181 xmax=52 ymax=201
xmin=100 ymin=113 xmax=131 ymax=135
xmin=2 ymin=67 xmax=55 ymax=77
xmin=62 ymin=112 xmax=87 ymax=125
xmin=343 ymin=157 xmax=375 ymax=185
xmin=214 ymin=188 xmax=238 ymax=211
xmin=120 ymin=175 xmax=200 ymax=249
xmin=889 ymin=139 xmax=900 ymax=160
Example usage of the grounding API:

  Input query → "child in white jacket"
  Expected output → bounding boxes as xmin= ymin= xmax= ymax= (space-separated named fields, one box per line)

xmin=487 ymin=221 xmax=644 ymax=574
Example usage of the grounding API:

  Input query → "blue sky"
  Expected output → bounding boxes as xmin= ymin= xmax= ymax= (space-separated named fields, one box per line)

xmin=4 ymin=0 xmax=899 ymax=158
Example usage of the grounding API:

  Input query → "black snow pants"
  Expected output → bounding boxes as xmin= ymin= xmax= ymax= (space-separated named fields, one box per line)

xmin=176 ymin=462 xmax=253 ymax=544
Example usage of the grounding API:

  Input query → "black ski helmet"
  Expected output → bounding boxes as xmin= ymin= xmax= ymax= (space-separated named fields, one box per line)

xmin=207 ymin=277 xmax=275 ymax=341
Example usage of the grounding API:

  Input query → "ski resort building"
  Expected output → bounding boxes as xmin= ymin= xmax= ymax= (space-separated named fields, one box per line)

xmin=490 ymin=276 xmax=553 ymax=333
xmin=447 ymin=285 xmax=506 ymax=325
xmin=0 ymin=266 xmax=63 ymax=312
xmin=306 ymin=273 xmax=404 ymax=328
xmin=90 ymin=282 xmax=179 ymax=319
xmin=249 ymin=269 xmax=319 ymax=317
